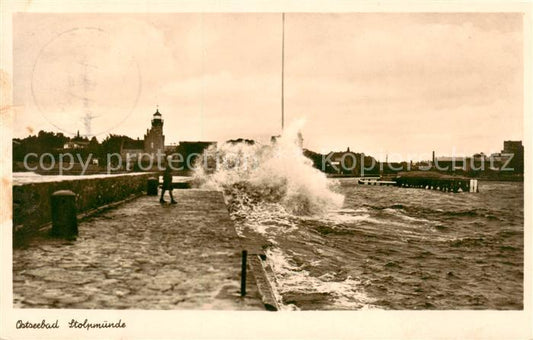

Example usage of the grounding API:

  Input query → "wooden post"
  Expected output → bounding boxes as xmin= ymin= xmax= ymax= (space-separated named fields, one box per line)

xmin=241 ymin=250 xmax=248 ymax=297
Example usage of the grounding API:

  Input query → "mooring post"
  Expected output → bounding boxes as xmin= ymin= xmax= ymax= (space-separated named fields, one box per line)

xmin=471 ymin=179 xmax=479 ymax=193
xmin=147 ymin=177 xmax=158 ymax=196
xmin=50 ymin=190 xmax=78 ymax=239
xmin=241 ymin=250 xmax=248 ymax=297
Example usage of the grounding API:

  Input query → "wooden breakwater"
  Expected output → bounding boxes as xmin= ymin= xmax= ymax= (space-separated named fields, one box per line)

xmin=395 ymin=171 xmax=478 ymax=193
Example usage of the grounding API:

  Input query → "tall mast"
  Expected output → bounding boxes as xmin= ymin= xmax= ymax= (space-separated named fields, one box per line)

xmin=281 ymin=12 xmax=285 ymax=132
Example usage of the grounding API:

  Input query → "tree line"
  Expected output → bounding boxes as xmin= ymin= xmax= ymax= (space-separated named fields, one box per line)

xmin=12 ymin=130 xmax=142 ymax=166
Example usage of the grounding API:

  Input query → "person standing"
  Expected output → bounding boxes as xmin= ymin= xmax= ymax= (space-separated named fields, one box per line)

xmin=160 ymin=166 xmax=177 ymax=204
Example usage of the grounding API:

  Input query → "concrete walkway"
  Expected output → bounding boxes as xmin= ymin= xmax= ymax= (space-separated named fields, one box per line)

xmin=13 ymin=189 xmax=264 ymax=310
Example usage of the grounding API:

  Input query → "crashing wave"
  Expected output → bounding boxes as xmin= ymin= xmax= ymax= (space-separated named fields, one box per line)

xmin=192 ymin=120 xmax=344 ymax=216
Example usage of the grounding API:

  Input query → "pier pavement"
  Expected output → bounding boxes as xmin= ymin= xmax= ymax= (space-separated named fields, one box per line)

xmin=13 ymin=189 xmax=265 ymax=310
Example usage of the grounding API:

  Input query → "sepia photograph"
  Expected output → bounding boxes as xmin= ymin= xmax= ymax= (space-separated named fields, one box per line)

xmin=1 ymin=1 xmax=532 ymax=339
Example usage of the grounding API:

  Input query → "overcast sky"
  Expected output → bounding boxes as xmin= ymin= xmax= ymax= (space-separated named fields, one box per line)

xmin=13 ymin=13 xmax=523 ymax=160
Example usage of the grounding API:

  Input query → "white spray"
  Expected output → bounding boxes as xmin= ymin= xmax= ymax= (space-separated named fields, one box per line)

xmin=191 ymin=120 xmax=375 ymax=309
xmin=192 ymin=119 xmax=344 ymax=216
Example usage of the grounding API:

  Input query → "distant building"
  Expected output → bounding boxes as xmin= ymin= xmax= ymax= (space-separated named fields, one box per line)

xmin=469 ymin=153 xmax=488 ymax=172
xmin=434 ymin=156 xmax=471 ymax=172
xmin=119 ymin=107 xmax=167 ymax=168
xmin=175 ymin=141 xmax=217 ymax=170
xmin=117 ymin=107 xmax=223 ymax=171
xmin=144 ymin=108 xmax=165 ymax=156
xmin=120 ymin=139 xmax=144 ymax=168
xmin=64 ymin=130 xmax=89 ymax=149
xmin=503 ymin=141 xmax=523 ymax=153
xmin=489 ymin=140 xmax=524 ymax=172
xmin=503 ymin=140 xmax=524 ymax=173
xmin=430 ymin=141 xmax=523 ymax=174
xmin=323 ymin=147 xmax=379 ymax=176
xmin=63 ymin=140 xmax=89 ymax=149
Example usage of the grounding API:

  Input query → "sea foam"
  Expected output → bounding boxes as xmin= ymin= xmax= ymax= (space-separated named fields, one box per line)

xmin=192 ymin=119 xmax=344 ymax=217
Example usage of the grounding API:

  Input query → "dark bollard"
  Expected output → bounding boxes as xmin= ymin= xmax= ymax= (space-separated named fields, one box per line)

xmin=50 ymin=190 xmax=78 ymax=239
xmin=241 ymin=250 xmax=248 ymax=297
xmin=147 ymin=177 xmax=158 ymax=196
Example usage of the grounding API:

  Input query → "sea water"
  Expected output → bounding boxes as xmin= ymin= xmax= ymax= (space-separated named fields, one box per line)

xmin=193 ymin=123 xmax=523 ymax=310
xmin=256 ymin=180 xmax=523 ymax=310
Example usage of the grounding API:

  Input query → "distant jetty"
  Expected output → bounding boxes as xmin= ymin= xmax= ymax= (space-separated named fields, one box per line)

xmin=395 ymin=171 xmax=478 ymax=193
xmin=353 ymin=171 xmax=479 ymax=193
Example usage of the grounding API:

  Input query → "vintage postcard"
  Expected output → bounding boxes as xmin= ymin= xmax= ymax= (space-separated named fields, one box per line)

xmin=1 ymin=1 xmax=532 ymax=339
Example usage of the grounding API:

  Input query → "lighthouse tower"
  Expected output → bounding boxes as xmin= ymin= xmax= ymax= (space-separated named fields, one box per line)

xmin=144 ymin=107 xmax=165 ymax=156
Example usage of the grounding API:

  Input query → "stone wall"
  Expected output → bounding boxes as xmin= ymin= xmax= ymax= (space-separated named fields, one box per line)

xmin=13 ymin=173 xmax=154 ymax=241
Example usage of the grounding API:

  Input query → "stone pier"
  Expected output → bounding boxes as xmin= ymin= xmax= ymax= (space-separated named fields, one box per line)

xmin=13 ymin=189 xmax=265 ymax=310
